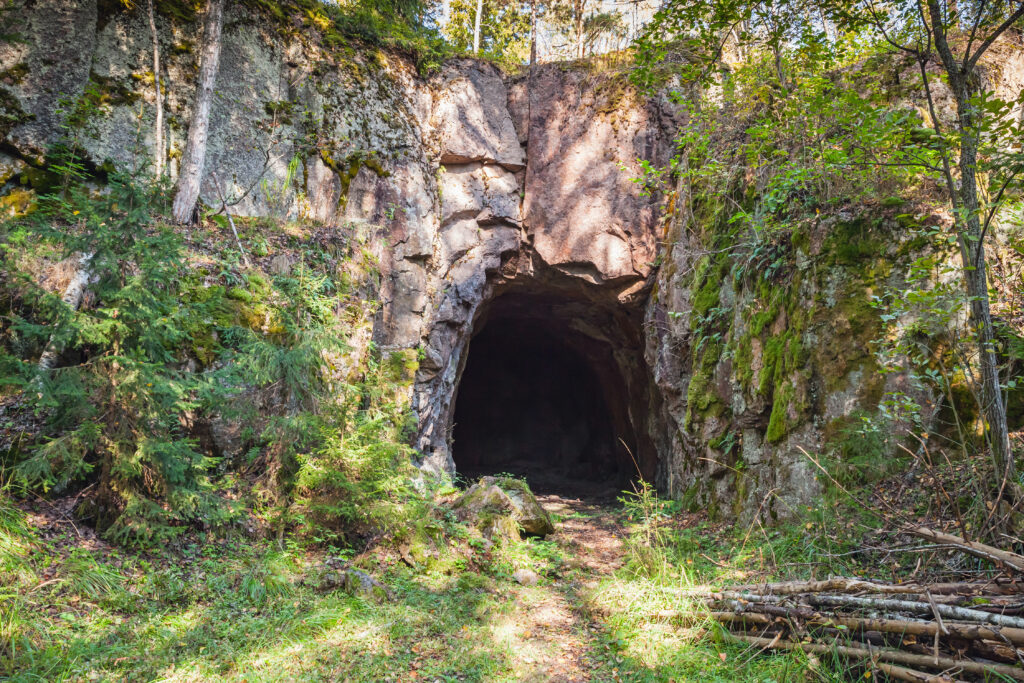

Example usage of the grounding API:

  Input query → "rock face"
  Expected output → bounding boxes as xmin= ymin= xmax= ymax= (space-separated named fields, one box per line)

xmin=431 ymin=60 xmax=525 ymax=169
xmin=514 ymin=66 xmax=667 ymax=289
xmin=2 ymin=0 xmax=975 ymax=521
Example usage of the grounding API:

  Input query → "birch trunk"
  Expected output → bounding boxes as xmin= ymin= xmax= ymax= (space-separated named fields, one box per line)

xmin=147 ymin=0 xmax=164 ymax=177
xmin=171 ymin=0 xmax=225 ymax=223
xmin=472 ymin=0 xmax=482 ymax=54
xmin=575 ymin=0 xmax=584 ymax=58
xmin=38 ymin=252 xmax=93 ymax=371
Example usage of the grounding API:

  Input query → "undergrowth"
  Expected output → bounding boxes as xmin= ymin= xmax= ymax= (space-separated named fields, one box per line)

xmin=1 ymin=471 xmax=860 ymax=682
xmin=0 ymin=140 xmax=425 ymax=549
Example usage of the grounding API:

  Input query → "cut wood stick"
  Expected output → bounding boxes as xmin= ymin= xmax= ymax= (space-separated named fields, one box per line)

xmin=908 ymin=526 xmax=1024 ymax=573
xmin=729 ymin=578 xmax=1023 ymax=596
xmin=672 ymin=609 xmax=1024 ymax=646
xmin=669 ymin=579 xmax=1021 ymax=598
xmin=688 ymin=590 xmax=1019 ymax=608
xmin=727 ymin=633 xmax=1024 ymax=681
xmin=731 ymin=578 xmax=945 ymax=596
xmin=704 ymin=592 xmax=1024 ymax=629
xmin=874 ymin=660 xmax=967 ymax=683
xmin=804 ymin=594 xmax=1024 ymax=630
xmin=900 ymin=579 xmax=1021 ymax=595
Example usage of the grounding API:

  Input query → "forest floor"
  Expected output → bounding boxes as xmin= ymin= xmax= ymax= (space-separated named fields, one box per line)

xmin=480 ymin=492 xmax=627 ymax=682
xmin=3 ymin=483 xmax=843 ymax=682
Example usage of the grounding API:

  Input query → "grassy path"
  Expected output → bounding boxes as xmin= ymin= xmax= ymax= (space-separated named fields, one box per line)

xmin=4 ymin=489 xmax=833 ymax=681
xmin=497 ymin=494 xmax=626 ymax=682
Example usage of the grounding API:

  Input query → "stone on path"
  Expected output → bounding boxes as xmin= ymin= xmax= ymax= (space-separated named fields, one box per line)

xmin=453 ymin=476 xmax=555 ymax=541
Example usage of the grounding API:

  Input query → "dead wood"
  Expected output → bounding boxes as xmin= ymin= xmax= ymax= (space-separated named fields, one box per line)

xmin=908 ymin=527 xmax=1024 ymax=574
xmin=804 ymin=594 xmax=1024 ymax=630
xmin=728 ymin=632 xmax=1024 ymax=680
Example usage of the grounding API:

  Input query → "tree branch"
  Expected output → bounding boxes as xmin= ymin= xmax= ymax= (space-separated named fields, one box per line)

xmin=967 ymin=4 xmax=1024 ymax=71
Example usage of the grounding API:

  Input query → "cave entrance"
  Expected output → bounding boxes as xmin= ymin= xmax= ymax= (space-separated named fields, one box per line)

xmin=451 ymin=292 xmax=653 ymax=499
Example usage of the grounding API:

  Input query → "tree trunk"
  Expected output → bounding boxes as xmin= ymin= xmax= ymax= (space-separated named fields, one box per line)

xmin=529 ymin=0 xmax=537 ymax=65
xmin=961 ymin=206 xmax=1015 ymax=485
xmin=926 ymin=0 xmax=1016 ymax=491
xmin=955 ymin=108 xmax=1014 ymax=491
xmin=38 ymin=252 xmax=93 ymax=371
xmin=171 ymin=0 xmax=225 ymax=224
xmin=575 ymin=0 xmax=585 ymax=58
xmin=147 ymin=0 xmax=164 ymax=177
xmin=472 ymin=0 xmax=483 ymax=54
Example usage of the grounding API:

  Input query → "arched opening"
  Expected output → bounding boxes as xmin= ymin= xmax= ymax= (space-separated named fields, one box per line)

xmin=451 ymin=291 xmax=654 ymax=498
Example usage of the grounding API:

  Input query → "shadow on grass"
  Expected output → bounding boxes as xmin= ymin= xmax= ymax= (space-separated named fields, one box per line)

xmin=8 ymin=555 xmax=517 ymax=682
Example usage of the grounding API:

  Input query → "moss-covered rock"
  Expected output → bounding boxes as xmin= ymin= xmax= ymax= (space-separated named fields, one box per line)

xmin=452 ymin=476 xmax=554 ymax=541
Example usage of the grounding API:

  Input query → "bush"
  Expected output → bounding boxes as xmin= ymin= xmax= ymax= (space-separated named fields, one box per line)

xmin=1 ymin=168 xmax=235 ymax=547
xmin=1 ymin=128 xmax=428 ymax=550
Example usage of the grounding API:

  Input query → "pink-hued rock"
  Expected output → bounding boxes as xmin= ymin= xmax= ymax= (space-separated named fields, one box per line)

xmin=514 ymin=66 xmax=678 ymax=288
xmin=430 ymin=60 xmax=525 ymax=170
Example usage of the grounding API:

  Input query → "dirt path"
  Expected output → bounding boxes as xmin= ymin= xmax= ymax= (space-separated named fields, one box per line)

xmin=500 ymin=493 xmax=627 ymax=682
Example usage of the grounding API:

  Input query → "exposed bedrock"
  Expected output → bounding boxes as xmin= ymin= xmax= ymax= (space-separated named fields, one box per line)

xmin=408 ymin=61 xmax=679 ymax=483
xmin=1 ymin=0 xmax=979 ymax=518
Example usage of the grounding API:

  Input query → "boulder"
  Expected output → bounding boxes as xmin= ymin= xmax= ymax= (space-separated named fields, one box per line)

xmin=512 ymin=568 xmax=540 ymax=586
xmin=453 ymin=476 xmax=555 ymax=539
xmin=316 ymin=567 xmax=392 ymax=602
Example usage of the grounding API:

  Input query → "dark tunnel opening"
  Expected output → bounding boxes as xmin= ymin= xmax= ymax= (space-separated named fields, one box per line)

xmin=451 ymin=292 xmax=652 ymax=499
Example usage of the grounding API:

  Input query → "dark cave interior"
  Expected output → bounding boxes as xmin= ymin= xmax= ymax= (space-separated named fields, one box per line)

xmin=451 ymin=292 xmax=654 ymax=498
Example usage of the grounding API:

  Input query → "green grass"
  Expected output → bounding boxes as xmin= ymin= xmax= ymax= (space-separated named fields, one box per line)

xmin=0 ymin=483 xmax=867 ymax=682
xmin=2 ymin=522 xmax=516 ymax=680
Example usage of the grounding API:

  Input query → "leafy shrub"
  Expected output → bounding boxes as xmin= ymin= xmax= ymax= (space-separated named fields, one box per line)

xmin=1 ymin=118 xmax=427 ymax=552
xmin=826 ymin=410 xmax=902 ymax=488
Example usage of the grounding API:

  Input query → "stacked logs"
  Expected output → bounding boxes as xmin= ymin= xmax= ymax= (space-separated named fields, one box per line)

xmin=668 ymin=529 xmax=1024 ymax=681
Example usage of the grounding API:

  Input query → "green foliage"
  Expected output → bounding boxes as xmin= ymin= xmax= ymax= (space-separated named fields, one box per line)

xmin=0 ymin=482 xmax=33 ymax=586
xmin=0 ymin=106 xmax=424 ymax=551
xmin=618 ymin=479 xmax=672 ymax=576
xmin=825 ymin=410 xmax=902 ymax=487
xmin=1 ymin=164 xmax=234 ymax=547
xmin=639 ymin=0 xmax=1024 ymax=491
xmin=238 ymin=550 xmax=294 ymax=605
xmin=243 ymin=0 xmax=454 ymax=73
xmin=60 ymin=548 xmax=125 ymax=600
xmin=444 ymin=0 xmax=532 ymax=63
xmin=289 ymin=355 xmax=423 ymax=544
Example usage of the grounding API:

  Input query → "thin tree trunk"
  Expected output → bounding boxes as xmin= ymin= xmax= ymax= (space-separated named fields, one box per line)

xmin=472 ymin=0 xmax=483 ymax=54
xmin=529 ymin=0 xmax=537 ymax=65
xmin=575 ymin=0 xmax=585 ymax=58
xmin=147 ymin=0 xmax=164 ymax=177
xmin=38 ymin=252 xmax=93 ymax=371
xmin=818 ymin=8 xmax=833 ymax=42
xmin=211 ymin=171 xmax=250 ymax=267
xmin=926 ymin=0 xmax=1016 ymax=491
xmin=172 ymin=0 xmax=225 ymax=223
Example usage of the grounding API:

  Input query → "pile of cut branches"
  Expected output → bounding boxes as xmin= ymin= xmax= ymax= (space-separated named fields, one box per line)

xmin=674 ymin=527 xmax=1024 ymax=681
xmin=696 ymin=578 xmax=1024 ymax=681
